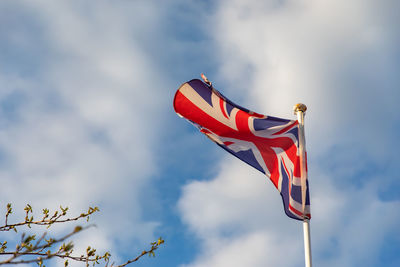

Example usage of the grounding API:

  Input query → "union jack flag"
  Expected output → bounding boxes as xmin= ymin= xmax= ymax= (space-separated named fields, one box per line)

xmin=173 ymin=79 xmax=310 ymax=220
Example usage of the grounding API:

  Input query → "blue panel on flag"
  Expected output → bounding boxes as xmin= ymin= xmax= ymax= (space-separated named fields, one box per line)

xmin=188 ymin=79 xmax=213 ymax=107
xmin=279 ymin=161 xmax=292 ymax=218
xmin=253 ymin=117 xmax=291 ymax=131
xmin=219 ymin=144 xmax=265 ymax=174
xmin=225 ymin=101 xmax=235 ymax=116
xmin=290 ymin=184 xmax=303 ymax=204
xmin=287 ymin=127 xmax=299 ymax=140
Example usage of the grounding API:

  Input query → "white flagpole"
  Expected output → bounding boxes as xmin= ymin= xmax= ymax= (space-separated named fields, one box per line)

xmin=294 ymin=103 xmax=312 ymax=267
xmin=303 ymin=219 xmax=312 ymax=267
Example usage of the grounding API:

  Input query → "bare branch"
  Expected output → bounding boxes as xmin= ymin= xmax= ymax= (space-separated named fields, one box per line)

xmin=1 ymin=204 xmax=99 ymax=232
xmin=0 ymin=204 xmax=164 ymax=266
xmin=111 ymin=237 xmax=165 ymax=267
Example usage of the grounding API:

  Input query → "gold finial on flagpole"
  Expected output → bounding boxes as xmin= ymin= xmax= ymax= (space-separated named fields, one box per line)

xmin=293 ymin=103 xmax=307 ymax=114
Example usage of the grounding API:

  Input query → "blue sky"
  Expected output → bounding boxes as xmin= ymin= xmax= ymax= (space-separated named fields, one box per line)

xmin=0 ymin=1 xmax=399 ymax=266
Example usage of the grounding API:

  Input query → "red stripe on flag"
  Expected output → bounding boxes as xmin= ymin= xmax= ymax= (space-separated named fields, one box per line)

xmin=220 ymin=98 xmax=229 ymax=119
xmin=273 ymin=121 xmax=298 ymax=135
xmin=289 ymin=204 xmax=311 ymax=219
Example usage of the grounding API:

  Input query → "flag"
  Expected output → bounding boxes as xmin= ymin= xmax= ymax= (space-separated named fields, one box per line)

xmin=173 ymin=79 xmax=310 ymax=220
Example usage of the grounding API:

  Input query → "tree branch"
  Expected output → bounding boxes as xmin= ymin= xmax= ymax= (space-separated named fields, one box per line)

xmin=0 ymin=204 xmax=164 ymax=266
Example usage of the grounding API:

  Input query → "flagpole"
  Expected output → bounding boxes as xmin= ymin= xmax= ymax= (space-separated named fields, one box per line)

xmin=303 ymin=219 xmax=312 ymax=267
xmin=294 ymin=103 xmax=312 ymax=267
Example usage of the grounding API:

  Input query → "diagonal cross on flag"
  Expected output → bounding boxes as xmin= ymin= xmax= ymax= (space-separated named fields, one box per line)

xmin=173 ymin=78 xmax=310 ymax=220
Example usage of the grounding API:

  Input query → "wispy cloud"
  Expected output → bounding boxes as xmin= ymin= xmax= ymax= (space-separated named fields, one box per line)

xmin=0 ymin=0 xmax=172 ymax=262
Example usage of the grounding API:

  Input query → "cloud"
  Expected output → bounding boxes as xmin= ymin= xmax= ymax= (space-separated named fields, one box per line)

xmin=0 ymin=1 xmax=224 ymax=266
xmin=0 ymin=0 xmax=173 ymax=262
xmin=1 ymin=0 xmax=399 ymax=266
xmin=178 ymin=0 xmax=400 ymax=266
xmin=178 ymin=157 xmax=305 ymax=267
xmin=179 ymin=157 xmax=400 ymax=267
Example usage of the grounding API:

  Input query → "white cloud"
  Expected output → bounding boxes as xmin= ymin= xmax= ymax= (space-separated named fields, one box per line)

xmin=178 ymin=0 xmax=400 ymax=266
xmin=0 ymin=0 xmax=172 ymax=262
xmin=179 ymin=158 xmax=400 ymax=266
xmin=181 ymin=230 xmax=299 ymax=267
xmin=179 ymin=157 xmax=305 ymax=267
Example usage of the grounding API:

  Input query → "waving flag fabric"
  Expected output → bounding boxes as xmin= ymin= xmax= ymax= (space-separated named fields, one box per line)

xmin=173 ymin=79 xmax=310 ymax=220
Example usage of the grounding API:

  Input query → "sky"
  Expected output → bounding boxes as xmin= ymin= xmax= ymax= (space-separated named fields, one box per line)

xmin=0 ymin=0 xmax=399 ymax=266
